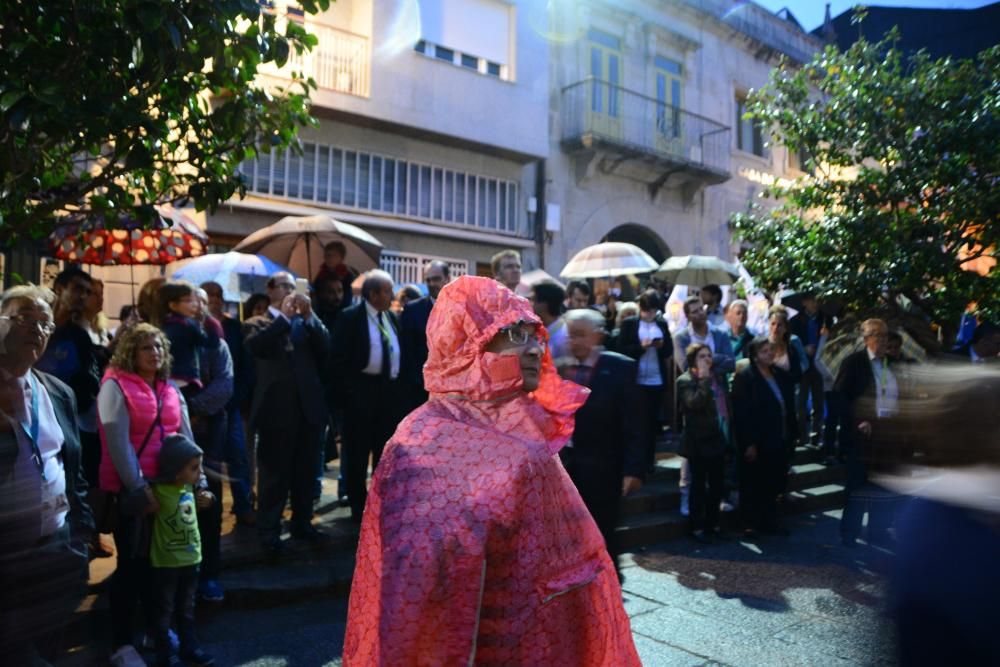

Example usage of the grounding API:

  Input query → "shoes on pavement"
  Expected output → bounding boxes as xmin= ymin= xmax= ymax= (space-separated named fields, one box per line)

xmin=110 ymin=645 xmax=147 ymax=667
xmin=742 ymin=528 xmax=758 ymax=539
xmin=710 ymin=528 xmax=732 ymax=541
xmin=689 ymin=530 xmax=712 ymax=544
xmin=140 ymin=630 xmax=178 ymax=652
xmin=261 ymin=537 xmax=286 ymax=557
xmin=179 ymin=648 xmax=215 ymax=667
xmin=236 ymin=510 xmax=257 ymax=527
xmin=197 ymin=579 xmax=225 ymax=603
xmin=290 ymin=525 xmax=331 ymax=543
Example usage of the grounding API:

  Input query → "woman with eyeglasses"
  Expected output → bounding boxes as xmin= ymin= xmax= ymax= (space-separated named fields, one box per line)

xmin=96 ymin=323 xmax=211 ymax=666
xmin=344 ymin=275 xmax=640 ymax=665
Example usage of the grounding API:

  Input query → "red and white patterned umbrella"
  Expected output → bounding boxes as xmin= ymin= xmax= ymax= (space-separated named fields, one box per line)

xmin=559 ymin=242 xmax=658 ymax=279
xmin=49 ymin=205 xmax=207 ymax=266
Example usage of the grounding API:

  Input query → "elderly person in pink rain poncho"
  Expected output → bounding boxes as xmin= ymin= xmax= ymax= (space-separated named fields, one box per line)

xmin=344 ymin=275 xmax=640 ymax=665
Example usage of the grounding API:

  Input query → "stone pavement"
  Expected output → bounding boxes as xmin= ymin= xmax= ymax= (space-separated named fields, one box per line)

xmin=620 ymin=509 xmax=897 ymax=666
xmin=185 ymin=507 xmax=897 ymax=667
xmin=66 ymin=459 xmax=897 ymax=666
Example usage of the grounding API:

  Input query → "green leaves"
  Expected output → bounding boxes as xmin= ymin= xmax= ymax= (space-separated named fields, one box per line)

xmin=0 ymin=0 xmax=323 ymax=241
xmin=732 ymin=34 xmax=999 ymax=327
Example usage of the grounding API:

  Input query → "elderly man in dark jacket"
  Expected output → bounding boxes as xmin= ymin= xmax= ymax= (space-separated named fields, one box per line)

xmin=0 ymin=285 xmax=94 ymax=663
xmin=558 ymin=308 xmax=645 ymax=578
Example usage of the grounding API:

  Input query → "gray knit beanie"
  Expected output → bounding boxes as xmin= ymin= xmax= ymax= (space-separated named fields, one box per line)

xmin=154 ymin=434 xmax=203 ymax=484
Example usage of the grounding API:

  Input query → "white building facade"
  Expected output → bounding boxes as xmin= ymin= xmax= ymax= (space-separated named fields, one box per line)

xmin=206 ymin=0 xmax=552 ymax=283
xmin=542 ymin=0 xmax=823 ymax=271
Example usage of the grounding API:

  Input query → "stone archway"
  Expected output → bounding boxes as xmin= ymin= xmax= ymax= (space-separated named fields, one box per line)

xmin=601 ymin=223 xmax=671 ymax=265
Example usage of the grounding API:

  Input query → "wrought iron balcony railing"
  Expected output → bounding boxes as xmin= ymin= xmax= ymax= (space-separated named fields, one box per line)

xmin=561 ymin=78 xmax=731 ymax=180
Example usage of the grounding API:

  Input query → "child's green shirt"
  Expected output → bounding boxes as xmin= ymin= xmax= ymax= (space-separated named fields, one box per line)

xmin=150 ymin=483 xmax=201 ymax=568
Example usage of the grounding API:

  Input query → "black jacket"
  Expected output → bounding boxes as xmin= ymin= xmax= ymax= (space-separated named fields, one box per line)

xmin=616 ymin=316 xmax=673 ymax=386
xmin=731 ymin=364 xmax=798 ymax=455
xmin=400 ymin=296 xmax=434 ymax=391
xmin=243 ymin=310 xmax=330 ymax=428
xmin=676 ymin=371 xmax=730 ymax=459
xmin=563 ymin=352 xmax=646 ymax=482
xmin=330 ymin=302 xmax=401 ymax=400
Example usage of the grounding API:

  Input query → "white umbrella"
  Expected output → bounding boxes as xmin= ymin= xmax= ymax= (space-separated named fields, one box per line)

xmin=559 ymin=242 xmax=658 ymax=279
xmin=233 ymin=214 xmax=383 ymax=278
xmin=654 ymin=255 xmax=740 ymax=286
xmin=169 ymin=251 xmax=296 ymax=302
xmin=516 ymin=269 xmax=565 ymax=297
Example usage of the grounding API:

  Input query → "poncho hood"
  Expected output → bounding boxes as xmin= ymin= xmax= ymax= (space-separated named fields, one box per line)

xmin=423 ymin=275 xmax=588 ymax=452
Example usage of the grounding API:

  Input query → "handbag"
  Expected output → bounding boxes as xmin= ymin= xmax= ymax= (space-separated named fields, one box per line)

xmin=92 ymin=386 xmax=164 ymax=533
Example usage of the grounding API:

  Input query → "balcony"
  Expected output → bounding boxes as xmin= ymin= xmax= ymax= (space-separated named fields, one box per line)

xmin=561 ymin=79 xmax=731 ymax=196
xmin=261 ymin=20 xmax=370 ymax=98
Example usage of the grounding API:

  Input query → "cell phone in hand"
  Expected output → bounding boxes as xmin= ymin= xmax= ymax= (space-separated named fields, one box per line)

xmin=295 ymin=278 xmax=310 ymax=296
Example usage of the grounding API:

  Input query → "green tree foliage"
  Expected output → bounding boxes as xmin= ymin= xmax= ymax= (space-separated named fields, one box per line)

xmin=731 ymin=31 xmax=1000 ymax=326
xmin=0 ymin=0 xmax=331 ymax=240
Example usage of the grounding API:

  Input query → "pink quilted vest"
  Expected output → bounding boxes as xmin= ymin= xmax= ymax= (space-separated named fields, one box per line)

xmin=98 ymin=367 xmax=184 ymax=492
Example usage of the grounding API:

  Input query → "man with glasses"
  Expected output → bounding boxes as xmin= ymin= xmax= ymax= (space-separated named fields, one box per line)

xmin=344 ymin=276 xmax=640 ymax=664
xmin=35 ymin=267 xmax=108 ymax=556
xmin=0 ymin=285 xmax=94 ymax=663
xmin=244 ymin=272 xmax=330 ymax=554
xmin=330 ymin=270 xmax=404 ymax=523
xmin=834 ymin=318 xmax=901 ymax=548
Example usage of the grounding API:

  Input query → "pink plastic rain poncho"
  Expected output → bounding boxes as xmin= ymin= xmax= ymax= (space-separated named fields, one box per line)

xmin=344 ymin=276 xmax=640 ymax=666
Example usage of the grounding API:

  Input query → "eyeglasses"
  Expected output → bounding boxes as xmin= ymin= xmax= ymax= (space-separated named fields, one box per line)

xmin=501 ymin=324 xmax=546 ymax=349
xmin=1 ymin=314 xmax=56 ymax=335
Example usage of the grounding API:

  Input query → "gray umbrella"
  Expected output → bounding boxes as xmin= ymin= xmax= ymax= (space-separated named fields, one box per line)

xmin=233 ymin=214 xmax=383 ymax=278
xmin=654 ymin=255 xmax=740 ymax=286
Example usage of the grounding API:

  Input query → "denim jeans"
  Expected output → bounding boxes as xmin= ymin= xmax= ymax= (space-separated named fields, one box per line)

xmin=152 ymin=564 xmax=201 ymax=662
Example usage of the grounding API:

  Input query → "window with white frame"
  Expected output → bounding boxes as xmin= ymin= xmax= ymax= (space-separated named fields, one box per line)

xmin=735 ymin=94 xmax=767 ymax=158
xmin=414 ymin=0 xmax=513 ymax=81
xmin=380 ymin=250 xmax=469 ymax=286
xmin=242 ymin=144 xmax=521 ymax=235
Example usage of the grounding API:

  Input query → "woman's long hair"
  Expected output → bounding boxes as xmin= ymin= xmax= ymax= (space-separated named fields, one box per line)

xmin=109 ymin=322 xmax=173 ymax=381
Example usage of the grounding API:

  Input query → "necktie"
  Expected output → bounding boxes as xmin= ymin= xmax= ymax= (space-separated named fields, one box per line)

xmin=377 ymin=312 xmax=392 ymax=379
xmin=574 ymin=364 xmax=590 ymax=387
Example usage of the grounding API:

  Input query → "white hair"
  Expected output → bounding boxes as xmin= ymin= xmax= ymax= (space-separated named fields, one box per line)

xmin=1 ymin=284 xmax=55 ymax=313
xmin=564 ymin=308 xmax=606 ymax=332
xmin=361 ymin=269 xmax=394 ymax=299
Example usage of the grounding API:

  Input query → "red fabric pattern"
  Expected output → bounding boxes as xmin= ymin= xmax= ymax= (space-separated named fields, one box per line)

xmin=344 ymin=276 xmax=640 ymax=665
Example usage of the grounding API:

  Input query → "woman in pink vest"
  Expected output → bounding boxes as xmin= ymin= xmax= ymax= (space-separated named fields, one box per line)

xmin=97 ymin=322 xmax=198 ymax=666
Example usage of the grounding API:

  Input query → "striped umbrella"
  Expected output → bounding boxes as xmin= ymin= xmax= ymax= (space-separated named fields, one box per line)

xmin=559 ymin=242 xmax=658 ymax=279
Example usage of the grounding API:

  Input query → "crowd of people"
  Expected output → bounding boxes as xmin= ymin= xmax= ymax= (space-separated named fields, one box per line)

xmin=1 ymin=242 xmax=998 ymax=665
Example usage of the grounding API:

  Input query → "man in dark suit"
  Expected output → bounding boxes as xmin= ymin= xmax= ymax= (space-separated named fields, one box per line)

xmin=558 ymin=308 xmax=645 ymax=578
xmin=834 ymin=318 xmax=902 ymax=547
xmin=331 ymin=270 xmax=404 ymax=522
xmin=0 ymin=285 xmax=93 ymax=663
xmin=400 ymin=260 xmax=450 ymax=411
xmin=244 ymin=272 xmax=330 ymax=553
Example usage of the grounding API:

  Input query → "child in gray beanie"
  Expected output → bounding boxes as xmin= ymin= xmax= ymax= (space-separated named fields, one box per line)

xmin=150 ymin=434 xmax=215 ymax=667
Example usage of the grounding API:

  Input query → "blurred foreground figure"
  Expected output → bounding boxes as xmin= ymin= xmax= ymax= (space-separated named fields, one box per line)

xmin=0 ymin=286 xmax=93 ymax=663
xmin=344 ymin=276 xmax=640 ymax=665
xmin=884 ymin=363 xmax=1000 ymax=666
